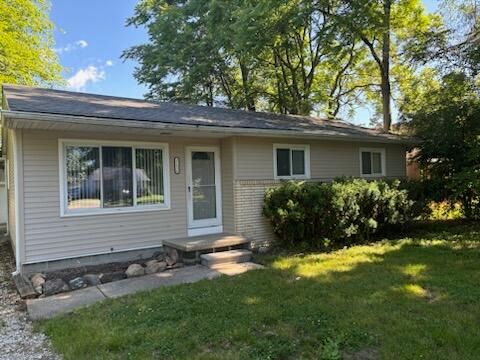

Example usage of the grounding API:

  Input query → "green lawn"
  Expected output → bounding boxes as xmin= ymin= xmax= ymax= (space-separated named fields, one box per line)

xmin=37 ymin=221 xmax=480 ymax=360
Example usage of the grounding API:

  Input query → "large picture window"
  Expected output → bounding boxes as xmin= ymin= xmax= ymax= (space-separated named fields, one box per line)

xmin=60 ymin=140 xmax=170 ymax=216
xmin=360 ymin=148 xmax=386 ymax=177
xmin=273 ymin=144 xmax=310 ymax=179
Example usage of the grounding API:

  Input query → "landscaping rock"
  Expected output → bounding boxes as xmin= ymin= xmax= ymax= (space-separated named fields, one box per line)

xmin=145 ymin=259 xmax=157 ymax=267
xmin=30 ymin=273 xmax=46 ymax=288
xmin=44 ymin=279 xmax=69 ymax=296
xmin=99 ymin=271 xmax=126 ymax=284
xmin=165 ymin=248 xmax=178 ymax=266
xmin=145 ymin=260 xmax=166 ymax=274
xmin=12 ymin=273 xmax=36 ymax=299
xmin=83 ymin=273 xmax=101 ymax=286
xmin=68 ymin=277 xmax=85 ymax=290
xmin=30 ymin=274 xmax=46 ymax=294
xmin=125 ymin=264 xmax=144 ymax=278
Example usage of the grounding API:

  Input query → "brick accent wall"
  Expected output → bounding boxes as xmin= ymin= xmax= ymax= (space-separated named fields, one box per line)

xmin=234 ymin=180 xmax=280 ymax=248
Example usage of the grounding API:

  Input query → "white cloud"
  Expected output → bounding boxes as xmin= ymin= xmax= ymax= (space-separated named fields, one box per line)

xmin=105 ymin=60 xmax=113 ymax=67
xmin=54 ymin=39 xmax=89 ymax=53
xmin=76 ymin=40 xmax=88 ymax=48
xmin=67 ymin=65 xmax=105 ymax=91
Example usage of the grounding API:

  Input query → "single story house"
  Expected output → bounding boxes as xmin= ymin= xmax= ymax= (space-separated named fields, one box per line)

xmin=1 ymin=85 xmax=415 ymax=274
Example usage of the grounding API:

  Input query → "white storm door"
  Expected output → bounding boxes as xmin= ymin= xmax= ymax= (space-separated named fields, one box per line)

xmin=186 ymin=146 xmax=222 ymax=234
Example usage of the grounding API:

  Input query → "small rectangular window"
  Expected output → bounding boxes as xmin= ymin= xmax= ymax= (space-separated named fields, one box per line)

xmin=274 ymin=145 xmax=310 ymax=179
xmin=361 ymin=152 xmax=372 ymax=175
xmin=276 ymin=149 xmax=291 ymax=176
xmin=292 ymin=150 xmax=305 ymax=175
xmin=372 ymin=152 xmax=382 ymax=174
xmin=360 ymin=149 xmax=385 ymax=177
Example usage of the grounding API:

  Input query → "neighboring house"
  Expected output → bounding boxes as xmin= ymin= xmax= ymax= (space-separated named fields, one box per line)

xmin=1 ymin=85 xmax=415 ymax=274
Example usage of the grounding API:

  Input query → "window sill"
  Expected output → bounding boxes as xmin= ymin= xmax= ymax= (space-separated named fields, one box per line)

xmin=360 ymin=173 xmax=386 ymax=178
xmin=60 ymin=205 xmax=171 ymax=218
xmin=274 ymin=175 xmax=310 ymax=181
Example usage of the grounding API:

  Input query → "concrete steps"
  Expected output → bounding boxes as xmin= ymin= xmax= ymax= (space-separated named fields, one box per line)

xmin=163 ymin=233 xmax=250 ymax=265
xmin=200 ymin=249 xmax=252 ymax=268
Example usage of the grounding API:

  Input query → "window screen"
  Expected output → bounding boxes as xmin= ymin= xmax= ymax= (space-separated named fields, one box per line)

xmin=276 ymin=148 xmax=291 ymax=176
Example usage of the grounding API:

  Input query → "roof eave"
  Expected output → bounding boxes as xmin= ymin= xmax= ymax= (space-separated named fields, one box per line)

xmin=1 ymin=109 xmax=419 ymax=145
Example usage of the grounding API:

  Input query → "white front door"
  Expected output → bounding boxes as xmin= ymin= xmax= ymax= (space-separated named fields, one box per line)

xmin=186 ymin=146 xmax=222 ymax=236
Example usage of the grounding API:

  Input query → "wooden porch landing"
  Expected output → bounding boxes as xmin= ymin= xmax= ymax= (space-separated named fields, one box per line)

xmin=163 ymin=233 xmax=249 ymax=252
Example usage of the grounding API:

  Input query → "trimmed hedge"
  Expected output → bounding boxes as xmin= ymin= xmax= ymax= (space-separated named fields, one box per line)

xmin=263 ymin=179 xmax=414 ymax=248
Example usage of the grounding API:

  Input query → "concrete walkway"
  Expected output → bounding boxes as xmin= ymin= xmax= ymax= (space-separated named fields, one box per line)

xmin=27 ymin=262 xmax=263 ymax=320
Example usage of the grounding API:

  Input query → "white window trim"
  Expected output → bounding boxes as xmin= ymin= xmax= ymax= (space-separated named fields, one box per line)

xmin=359 ymin=147 xmax=386 ymax=177
xmin=58 ymin=139 xmax=171 ymax=217
xmin=273 ymin=144 xmax=311 ymax=180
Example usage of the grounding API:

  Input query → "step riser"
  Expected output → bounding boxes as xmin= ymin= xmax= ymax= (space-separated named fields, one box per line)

xmin=201 ymin=253 xmax=252 ymax=267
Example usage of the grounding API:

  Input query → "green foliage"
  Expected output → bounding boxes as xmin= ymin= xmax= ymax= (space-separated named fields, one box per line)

xmin=123 ymin=0 xmax=442 ymax=123
xmin=406 ymin=72 xmax=480 ymax=220
xmin=263 ymin=179 xmax=413 ymax=248
xmin=449 ymin=168 xmax=480 ymax=220
xmin=0 ymin=0 xmax=62 ymax=87
xmin=429 ymin=201 xmax=463 ymax=220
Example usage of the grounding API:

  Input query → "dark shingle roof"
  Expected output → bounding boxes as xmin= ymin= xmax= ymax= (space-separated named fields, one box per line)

xmin=2 ymin=84 xmax=411 ymax=143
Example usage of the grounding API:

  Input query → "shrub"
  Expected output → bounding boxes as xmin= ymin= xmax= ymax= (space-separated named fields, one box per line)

xmin=263 ymin=179 xmax=414 ymax=248
xmin=449 ymin=168 xmax=480 ymax=220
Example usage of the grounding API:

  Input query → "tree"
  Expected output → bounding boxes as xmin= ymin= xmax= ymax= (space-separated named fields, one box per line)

xmin=332 ymin=0 xmax=444 ymax=131
xmin=124 ymin=0 xmax=374 ymax=116
xmin=406 ymin=72 xmax=480 ymax=219
xmin=124 ymin=0 xmax=444 ymax=126
xmin=0 ymin=0 xmax=62 ymax=86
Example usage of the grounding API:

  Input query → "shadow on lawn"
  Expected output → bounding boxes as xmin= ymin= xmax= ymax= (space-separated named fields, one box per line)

xmin=39 ymin=221 xmax=480 ymax=360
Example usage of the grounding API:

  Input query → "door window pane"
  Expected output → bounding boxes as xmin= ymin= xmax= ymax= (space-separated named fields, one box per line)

xmin=276 ymin=148 xmax=290 ymax=176
xmin=192 ymin=152 xmax=215 ymax=186
xmin=361 ymin=151 xmax=372 ymax=175
xmin=292 ymin=150 xmax=305 ymax=175
xmin=191 ymin=151 xmax=216 ymax=220
xmin=372 ymin=152 xmax=382 ymax=174
xmin=136 ymin=149 xmax=164 ymax=205
xmin=66 ymin=146 xmax=101 ymax=209
xmin=193 ymin=186 xmax=216 ymax=220
xmin=102 ymin=147 xmax=133 ymax=208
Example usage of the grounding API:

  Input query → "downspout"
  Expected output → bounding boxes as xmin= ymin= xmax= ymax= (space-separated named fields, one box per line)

xmin=12 ymin=129 xmax=24 ymax=275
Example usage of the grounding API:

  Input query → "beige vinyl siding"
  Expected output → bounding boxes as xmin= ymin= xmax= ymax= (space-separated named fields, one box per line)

xmin=22 ymin=129 xmax=222 ymax=264
xmin=7 ymin=129 xmax=16 ymax=251
xmin=233 ymin=136 xmax=407 ymax=247
xmin=221 ymin=138 xmax=235 ymax=233
xmin=234 ymin=136 xmax=407 ymax=180
xmin=385 ymin=146 xmax=407 ymax=178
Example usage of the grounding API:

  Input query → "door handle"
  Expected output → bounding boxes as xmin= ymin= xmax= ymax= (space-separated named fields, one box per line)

xmin=188 ymin=186 xmax=191 ymax=193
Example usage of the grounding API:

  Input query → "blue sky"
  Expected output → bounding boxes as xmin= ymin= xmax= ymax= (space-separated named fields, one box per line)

xmin=51 ymin=0 xmax=439 ymax=125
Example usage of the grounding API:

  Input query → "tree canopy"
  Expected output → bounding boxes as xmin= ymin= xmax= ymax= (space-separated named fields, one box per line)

xmin=123 ymin=0 xmax=442 ymax=130
xmin=0 ymin=0 xmax=62 ymax=87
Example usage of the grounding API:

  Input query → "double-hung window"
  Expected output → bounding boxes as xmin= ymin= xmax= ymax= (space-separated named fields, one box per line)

xmin=60 ymin=140 xmax=170 ymax=216
xmin=273 ymin=144 xmax=310 ymax=179
xmin=360 ymin=148 xmax=386 ymax=177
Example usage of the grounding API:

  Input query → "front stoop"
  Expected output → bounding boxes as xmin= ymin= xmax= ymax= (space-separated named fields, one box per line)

xmin=163 ymin=233 xmax=250 ymax=265
xmin=200 ymin=249 xmax=252 ymax=268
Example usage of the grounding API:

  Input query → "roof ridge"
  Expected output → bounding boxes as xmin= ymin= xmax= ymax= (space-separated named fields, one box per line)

xmin=2 ymin=84 xmax=411 ymax=142
xmin=2 ymin=84 xmax=360 ymax=127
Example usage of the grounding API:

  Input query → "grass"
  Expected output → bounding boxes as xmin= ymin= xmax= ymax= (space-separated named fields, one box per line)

xmin=37 ymin=221 xmax=480 ymax=360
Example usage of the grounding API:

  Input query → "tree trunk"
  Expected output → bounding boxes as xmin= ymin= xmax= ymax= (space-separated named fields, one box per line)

xmin=240 ymin=62 xmax=256 ymax=111
xmin=381 ymin=0 xmax=392 ymax=132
